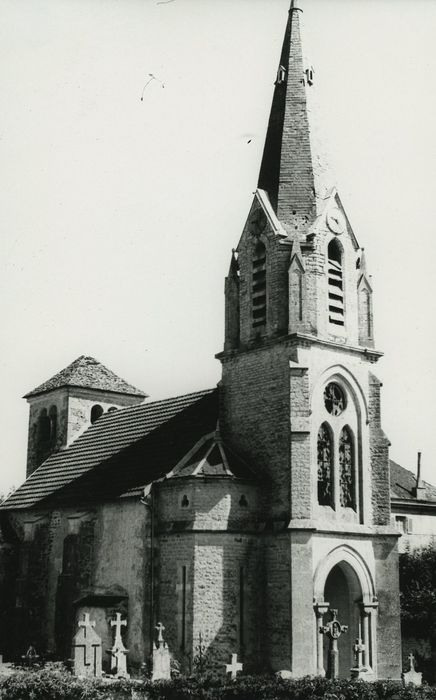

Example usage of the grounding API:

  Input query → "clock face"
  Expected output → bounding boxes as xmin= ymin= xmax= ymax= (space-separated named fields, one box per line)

xmin=326 ymin=207 xmax=345 ymax=234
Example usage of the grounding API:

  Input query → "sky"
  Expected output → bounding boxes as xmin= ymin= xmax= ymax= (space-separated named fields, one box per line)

xmin=0 ymin=0 xmax=435 ymax=495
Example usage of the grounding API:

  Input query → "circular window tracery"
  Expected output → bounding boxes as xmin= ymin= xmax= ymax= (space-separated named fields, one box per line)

xmin=324 ymin=382 xmax=346 ymax=416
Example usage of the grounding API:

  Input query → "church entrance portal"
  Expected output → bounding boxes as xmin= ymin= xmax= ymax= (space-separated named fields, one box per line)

xmin=323 ymin=562 xmax=361 ymax=678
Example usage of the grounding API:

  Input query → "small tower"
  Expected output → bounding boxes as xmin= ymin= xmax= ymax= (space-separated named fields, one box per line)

xmin=24 ymin=355 xmax=147 ymax=477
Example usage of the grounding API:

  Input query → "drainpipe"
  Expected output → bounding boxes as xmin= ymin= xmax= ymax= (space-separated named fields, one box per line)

xmin=141 ymin=484 xmax=155 ymax=655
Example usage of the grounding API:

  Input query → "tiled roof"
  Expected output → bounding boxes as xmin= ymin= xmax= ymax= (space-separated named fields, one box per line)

xmin=2 ymin=389 xmax=217 ymax=510
xmin=390 ymin=459 xmax=436 ymax=502
xmin=24 ymin=355 xmax=146 ymax=398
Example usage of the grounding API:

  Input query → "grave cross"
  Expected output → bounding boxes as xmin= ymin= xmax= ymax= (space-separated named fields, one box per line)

xmin=319 ymin=609 xmax=348 ymax=679
xmin=79 ymin=613 xmax=96 ymax=634
xmin=226 ymin=653 xmax=243 ymax=680
xmin=111 ymin=613 xmax=127 ymax=646
xmin=155 ymin=622 xmax=165 ymax=647
xmin=352 ymin=638 xmax=366 ymax=669
xmin=408 ymin=653 xmax=416 ymax=672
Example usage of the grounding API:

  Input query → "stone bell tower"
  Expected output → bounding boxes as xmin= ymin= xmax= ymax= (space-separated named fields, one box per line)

xmin=217 ymin=0 xmax=401 ymax=679
xmin=24 ymin=355 xmax=146 ymax=477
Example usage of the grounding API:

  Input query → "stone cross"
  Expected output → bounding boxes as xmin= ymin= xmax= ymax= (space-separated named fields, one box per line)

xmin=111 ymin=613 xmax=127 ymax=647
xmin=73 ymin=613 xmax=102 ymax=678
xmin=353 ymin=638 xmax=365 ymax=669
xmin=79 ymin=613 xmax=95 ymax=632
xmin=109 ymin=613 xmax=129 ymax=679
xmin=319 ymin=609 xmax=348 ymax=679
xmin=152 ymin=621 xmax=171 ymax=681
xmin=350 ymin=637 xmax=368 ymax=679
xmin=403 ymin=652 xmax=422 ymax=687
xmin=155 ymin=622 xmax=165 ymax=647
xmin=225 ymin=653 xmax=243 ymax=680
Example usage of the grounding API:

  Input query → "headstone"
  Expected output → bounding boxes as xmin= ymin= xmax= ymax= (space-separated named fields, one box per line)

xmin=72 ymin=612 xmax=102 ymax=678
xmin=225 ymin=653 xmax=243 ymax=680
xmin=108 ymin=613 xmax=129 ymax=679
xmin=276 ymin=670 xmax=292 ymax=679
xmin=152 ymin=622 xmax=171 ymax=681
xmin=21 ymin=646 xmax=40 ymax=667
xmin=402 ymin=653 xmax=422 ymax=686
xmin=350 ymin=638 xmax=368 ymax=679
xmin=319 ymin=609 xmax=348 ymax=679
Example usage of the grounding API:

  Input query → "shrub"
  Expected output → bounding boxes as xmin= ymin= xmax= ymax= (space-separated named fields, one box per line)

xmin=0 ymin=671 xmax=434 ymax=700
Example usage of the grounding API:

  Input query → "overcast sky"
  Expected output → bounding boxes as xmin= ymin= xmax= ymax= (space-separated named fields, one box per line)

xmin=1 ymin=0 xmax=435 ymax=494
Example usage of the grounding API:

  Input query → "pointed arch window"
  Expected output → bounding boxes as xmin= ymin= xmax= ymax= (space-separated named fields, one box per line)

xmin=339 ymin=426 xmax=355 ymax=509
xmin=252 ymin=240 xmax=267 ymax=329
xmin=328 ymin=239 xmax=344 ymax=326
xmin=317 ymin=423 xmax=333 ymax=506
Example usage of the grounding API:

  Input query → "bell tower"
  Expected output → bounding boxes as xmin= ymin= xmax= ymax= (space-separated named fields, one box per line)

xmin=217 ymin=0 xmax=401 ymax=679
xmin=24 ymin=355 xmax=146 ymax=477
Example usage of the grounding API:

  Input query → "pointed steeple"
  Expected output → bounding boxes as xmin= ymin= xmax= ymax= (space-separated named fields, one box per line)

xmin=258 ymin=1 xmax=329 ymax=226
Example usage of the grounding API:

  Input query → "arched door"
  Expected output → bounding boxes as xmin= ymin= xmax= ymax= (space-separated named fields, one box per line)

xmin=323 ymin=561 xmax=361 ymax=678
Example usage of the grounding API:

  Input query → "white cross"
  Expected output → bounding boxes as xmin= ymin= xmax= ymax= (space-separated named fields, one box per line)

xmin=111 ymin=613 xmax=127 ymax=646
xmin=226 ymin=653 xmax=243 ymax=679
xmin=155 ymin=621 xmax=165 ymax=645
xmin=408 ymin=653 xmax=416 ymax=672
xmin=79 ymin=613 xmax=96 ymax=634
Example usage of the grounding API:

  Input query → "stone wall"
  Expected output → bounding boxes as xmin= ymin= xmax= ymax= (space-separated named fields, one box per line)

xmin=1 ymin=499 xmax=149 ymax=666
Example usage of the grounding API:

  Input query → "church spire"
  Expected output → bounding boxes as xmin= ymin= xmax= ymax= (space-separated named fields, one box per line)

xmin=258 ymin=0 xmax=319 ymax=225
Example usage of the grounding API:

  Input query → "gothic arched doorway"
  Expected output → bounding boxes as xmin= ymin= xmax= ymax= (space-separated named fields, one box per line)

xmin=323 ymin=562 xmax=361 ymax=678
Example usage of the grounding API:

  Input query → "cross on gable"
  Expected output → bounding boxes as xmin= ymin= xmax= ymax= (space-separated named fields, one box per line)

xmin=226 ymin=653 xmax=243 ymax=680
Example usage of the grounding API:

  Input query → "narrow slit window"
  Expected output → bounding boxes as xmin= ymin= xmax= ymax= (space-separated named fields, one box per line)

xmin=252 ymin=241 xmax=266 ymax=329
xmin=328 ymin=239 xmax=344 ymax=326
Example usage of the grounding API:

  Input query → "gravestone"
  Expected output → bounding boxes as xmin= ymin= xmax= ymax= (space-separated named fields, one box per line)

xmin=350 ymin=638 xmax=368 ymax=679
xmin=319 ymin=609 xmax=348 ymax=679
xmin=402 ymin=653 xmax=422 ymax=686
xmin=21 ymin=645 xmax=40 ymax=667
xmin=152 ymin=622 xmax=171 ymax=681
xmin=108 ymin=613 xmax=129 ymax=679
xmin=225 ymin=653 xmax=243 ymax=680
xmin=72 ymin=612 xmax=102 ymax=678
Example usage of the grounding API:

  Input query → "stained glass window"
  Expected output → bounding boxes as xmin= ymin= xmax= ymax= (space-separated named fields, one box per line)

xmin=324 ymin=383 xmax=346 ymax=416
xmin=339 ymin=426 xmax=355 ymax=509
xmin=317 ymin=423 xmax=333 ymax=506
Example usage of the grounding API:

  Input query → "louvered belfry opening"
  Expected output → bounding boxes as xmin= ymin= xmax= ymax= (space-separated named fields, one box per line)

xmin=327 ymin=239 xmax=344 ymax=326
xmin=252 ymin=240 xmax=267 ymax=329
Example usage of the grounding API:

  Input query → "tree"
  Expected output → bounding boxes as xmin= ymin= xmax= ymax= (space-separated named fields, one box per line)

xmin=400 ymin=546 xmax=436 ymax=641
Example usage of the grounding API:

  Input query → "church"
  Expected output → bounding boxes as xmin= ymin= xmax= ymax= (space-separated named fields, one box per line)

xmin=0 ymin=0 xmax=405 ymax=680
